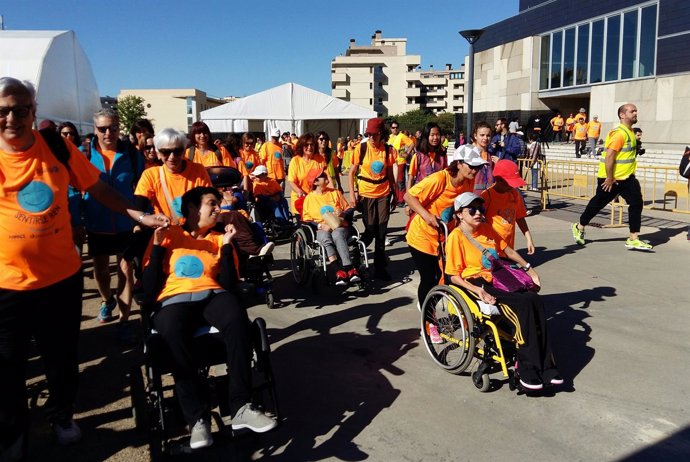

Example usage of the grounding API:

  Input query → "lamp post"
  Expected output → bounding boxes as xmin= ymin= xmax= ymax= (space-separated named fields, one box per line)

xmin=459 ymin=29 xmax=484 ymax=140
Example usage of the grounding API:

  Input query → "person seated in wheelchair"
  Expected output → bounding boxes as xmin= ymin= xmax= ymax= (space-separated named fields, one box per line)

xmin=445 ymin=192 xmax=563 ymax=391
xmin=302 ymin=168 xmax=361 ymax=285
xmin=250 ymin=165 xmax=291 ymax=227
xmin=142 ymin=186 xmax=277 ymax=450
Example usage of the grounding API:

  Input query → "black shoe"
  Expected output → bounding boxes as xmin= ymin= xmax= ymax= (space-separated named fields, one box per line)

xmin=374 ymin=269 xmax=391 ymax=281
xmin=519 ymin=376 xmax=544 ymax=390
xmin=549 ymin=375 xmax=564 ymax=386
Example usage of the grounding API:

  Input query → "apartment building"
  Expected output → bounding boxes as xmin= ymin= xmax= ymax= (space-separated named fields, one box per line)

xmin=117 ymin=88 xmax=227 ymax=132
xmin=331 ymin=30 xmax=465 ymax=117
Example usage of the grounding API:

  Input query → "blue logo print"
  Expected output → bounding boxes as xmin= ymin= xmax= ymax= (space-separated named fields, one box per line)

xmin=18 ymin=181 xmax=54 ymax=213
xmin=273 ymin=151 xmax=282 ymax=160
xmin=245 ymin=161 xmax=254 ymax=170
xmin=174 ymin=255 xmax=204 ymax=279
xmin=320 ymin=205 xmax=335 ymax=216
xmin=370 ymin=160 xmax=384 ymax=175
xmin=481 ymin=248 xmax=499 ymax=270
xmin=172 ymin=196 xmax=183 ymax=217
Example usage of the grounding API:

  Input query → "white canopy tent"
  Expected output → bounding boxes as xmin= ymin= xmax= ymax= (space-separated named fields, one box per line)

xmin=200 ymin=82 xmax=377 ymax=138
xmin=0 ymin=30 xmax=101 ymax=133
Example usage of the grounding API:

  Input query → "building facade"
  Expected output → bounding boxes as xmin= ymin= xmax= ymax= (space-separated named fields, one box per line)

xmin=117 ymin=88 xmax=227 ymax=133
xmin=331 ymin=31 xmax=465 ymax=117
xmin=467 ymin=0 xmax=690 ymax=150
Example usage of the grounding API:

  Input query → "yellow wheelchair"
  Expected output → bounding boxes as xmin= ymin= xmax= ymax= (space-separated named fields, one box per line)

xmin=420 ymin=222 xmax=519 ymax=392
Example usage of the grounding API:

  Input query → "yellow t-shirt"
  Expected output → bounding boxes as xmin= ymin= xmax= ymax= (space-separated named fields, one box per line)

xmin=445 ymin=223 xmax=508 ymax=283
xmin=302 ymin=188 xmax=350 ymax=224
xmin=258 ymin=140 xmax=285 ymax=180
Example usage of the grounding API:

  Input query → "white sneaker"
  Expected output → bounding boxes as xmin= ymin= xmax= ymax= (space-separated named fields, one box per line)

xmin=385 ymin=238 xmax=392 ymax=246
xmin=190 ymin=419 xmax=213 ymax=449
xmin=52 ymin=419 xmax=82 ymax=445
xmin=231 ymin=403 xmax=277 ymax=433
xmin=258 ymin=242 xmax=275 ymax=256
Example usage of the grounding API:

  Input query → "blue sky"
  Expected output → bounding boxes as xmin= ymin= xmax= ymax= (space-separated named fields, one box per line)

xmin=2 ymin=0 xmax=517 ymax=97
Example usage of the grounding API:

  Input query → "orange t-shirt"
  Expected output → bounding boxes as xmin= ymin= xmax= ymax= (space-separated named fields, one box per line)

xmin=0 ymin=132 xmax=101 ymax=289
xmin=143 ymin=225 xmax=225 ymax=302
xmin=99 ymin=148 xmax=117 ymax=172
xmin=134 ymin=162 xmax=211 ymax=221
xmin=573 ymin=123 xmax=588 ymax=141
xmin=566 ymin=117 xmax=576 ymax=132
xmin=186 ymin=146 xmax=238 ymax=169
xmin=587 ymin=121 xmax=602 ymax=138
xmin=252 ymin=177 xmax=283 ymax=197
xmin=480 ymin=186 xmax=526 ymax=249
xmin=444 ymin=223 xmax=508 ymax=283
xmin=258 ymin=140 xmax=285 ymax=180
xmin=287 ymin=154 xmax=326 ymax=213
xmin=302 ymin=188 xmax=349 ymax=224
xmin=406 ymin=170 xmax=472 ymax=255
xmin=239 ymin=149 xmax=260 ymax=175
xmin=352 ymin=141 xmax=397 ymax=198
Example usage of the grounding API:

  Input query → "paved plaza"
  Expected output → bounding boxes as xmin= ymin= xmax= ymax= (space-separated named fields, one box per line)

xmin=25 ymin=191 xmax=690 ymax=461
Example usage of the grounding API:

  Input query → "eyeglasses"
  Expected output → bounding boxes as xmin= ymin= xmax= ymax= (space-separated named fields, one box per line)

xmin=464 ymin=205 xmax=485 ymax=215
xmin=60 ymin=131 xmax=76 ymax=137
xmin=463 ymin=163 xmax=484 ymax=171
xmin=95 ymin=124 xmax=119 ymax=133
xmin=0 ymin=105 xmax=32 ymax=119
xmin=144 ymin=145 xmax=155 ymax=151
xmin=158 ymin=147 xmax=185 ymax=157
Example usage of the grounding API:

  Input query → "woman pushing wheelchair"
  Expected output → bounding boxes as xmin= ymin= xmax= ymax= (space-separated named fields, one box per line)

xmin=445 ymin=192 xmax=563 ymax=391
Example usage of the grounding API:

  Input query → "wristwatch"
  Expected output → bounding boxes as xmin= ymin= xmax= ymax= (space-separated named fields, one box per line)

xmin=522 ymin=263 xmax=531 ymax=271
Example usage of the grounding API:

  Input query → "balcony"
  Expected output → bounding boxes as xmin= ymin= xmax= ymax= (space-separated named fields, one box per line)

xmin=405 ymin=87 xmax=420 ymax=97
xmin=426 ymin=99 xmax=446 ymax=108
xmin=332 ymin=88 xmax=349 ymax=99
xmin=418 ymin=76 xmax=447 ymax=86
xmin=426 ymin=88 xmax=447 ymax=98
xmin=331 ymin=72 xmax=348 ymax=84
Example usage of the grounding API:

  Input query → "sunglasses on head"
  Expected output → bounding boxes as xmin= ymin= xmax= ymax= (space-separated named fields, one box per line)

xmin=464 ymin=205 xmax=485 ymax=215
xmin=0 ymin=105 xmax=32 ymax=119
xmin=158 ymin=147 xmax=184 ymax=157
xmin=95 ymin=124 xmax=119 ymax=133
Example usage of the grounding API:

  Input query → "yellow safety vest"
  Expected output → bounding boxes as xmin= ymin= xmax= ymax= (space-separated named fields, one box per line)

xmin=597 ymin=124 xmax=637 ymax=180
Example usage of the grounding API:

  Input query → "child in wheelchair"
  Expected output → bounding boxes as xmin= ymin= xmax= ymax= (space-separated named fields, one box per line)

xmin=444 ymin=192 xmax=562 ymax=391
xmin=250 ymin=165 xmax=293 ymax=236
xmin=302 ymin=168 xmax=361 ymax=285
xmin=142 ymin=186 xmax=277 ymax=449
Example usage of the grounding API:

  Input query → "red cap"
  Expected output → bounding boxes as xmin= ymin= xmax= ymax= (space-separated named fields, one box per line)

xmin=365 ymin=118 xmax=385 ymax=135
xmin=493 ymin=160 xmax=526 ymax=188
xmin=38 ymin=119 xmax=56 ymax=130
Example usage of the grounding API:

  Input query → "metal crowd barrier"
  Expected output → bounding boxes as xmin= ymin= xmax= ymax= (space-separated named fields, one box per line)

xmin=517 ymin=159 xmax=690 ymax=220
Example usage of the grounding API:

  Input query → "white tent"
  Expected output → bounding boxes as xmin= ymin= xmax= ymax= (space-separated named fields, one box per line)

xmin=0 ymin=30 xmax=101 ymax=133
xmin=200 ymin=82 xmax=377 ymax=137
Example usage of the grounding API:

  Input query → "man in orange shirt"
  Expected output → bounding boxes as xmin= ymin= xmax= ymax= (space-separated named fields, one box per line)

xmin=258 ymin=129 xmax=285 ymax=187
xmin=586 ymin=115 xmax=602 ymax=158
xmin=0 ymin=77 xmax=169 ymax=457
xmin=572 ymin=117 xmax=588 ymax=158
xmin=549 ymin=113 xmax=564 ymax=142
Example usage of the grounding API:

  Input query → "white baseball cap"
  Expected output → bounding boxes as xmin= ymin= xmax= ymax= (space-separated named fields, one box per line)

xmin=451 ymin=145 xmax=489 ymax=167
xmin=251 ymin=165 xmax=268 ymax=176
xmin=270 ymin=129 xmax=281 ymax=138
xmin=454 ymin=192 xmax=484 ymax=211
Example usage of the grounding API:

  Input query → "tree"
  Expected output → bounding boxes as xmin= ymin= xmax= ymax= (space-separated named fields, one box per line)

xmin=436 ymin=113 xmax=455 ymax=136
xmin=116 ymin=95 xmax=147 ymax=135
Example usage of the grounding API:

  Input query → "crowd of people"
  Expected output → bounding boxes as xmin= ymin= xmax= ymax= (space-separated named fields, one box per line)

xmin=0 ymin=72 xmax=658 ymax=459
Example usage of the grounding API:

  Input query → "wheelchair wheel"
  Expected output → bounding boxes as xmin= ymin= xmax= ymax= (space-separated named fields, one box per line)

xmin=473 ymin=371 xmax=491 ymax=392
xmin=129 ymin=366 xmax=148 ymax=431
xmin=421 ymin=285 xmax=475 ymax=374
xmin=290 ymin=228 xmax=311 ymax=285
xmin=265 ymin=291 xmax=275 ymax=309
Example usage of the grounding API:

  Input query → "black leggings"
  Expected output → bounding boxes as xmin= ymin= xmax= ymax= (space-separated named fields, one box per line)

xmin=409 ymin=246 xmax=441 ymax=306
xmin=579 ymin=175 xmax=643 ymax=233
xmin=153 ymin=291 xmax=251 ymax=424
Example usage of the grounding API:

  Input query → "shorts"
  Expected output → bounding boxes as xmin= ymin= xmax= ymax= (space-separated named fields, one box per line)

xmin=87 ymin=231 xmax=132 ymax=257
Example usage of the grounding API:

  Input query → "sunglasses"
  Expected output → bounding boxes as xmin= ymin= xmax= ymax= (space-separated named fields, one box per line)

xmin=144 ymin=144 xmax=155 ymax=151
xmin=463 ymin=162 xmax=484 ymax=171
xmin=464 ymin=205 xmax=486 ymax=215
xmin=95 ymin=124 xmax=119 ymax=133
xmin=304 ymin=143 xmax=315 ymax=147
xmin=61 ymin=131 xmax=76 ymax=137
xmin=0 ymin=105 xmax=32 ymax=119
xmin=391 ymin=126 xmax=399 ymax=129
xmin=317 ymin=137 xmax=327 ymax=141
xmin=158 ymin=147 xmax=185 ymax=157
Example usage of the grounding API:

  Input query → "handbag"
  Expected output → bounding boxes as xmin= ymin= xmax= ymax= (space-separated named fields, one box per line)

xmin=461 ymin=228 xmax=536 ymax=293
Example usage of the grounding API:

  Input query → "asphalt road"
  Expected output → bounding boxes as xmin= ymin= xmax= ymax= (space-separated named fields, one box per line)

xmin=25 ymin=191 xmax=690 ymax=461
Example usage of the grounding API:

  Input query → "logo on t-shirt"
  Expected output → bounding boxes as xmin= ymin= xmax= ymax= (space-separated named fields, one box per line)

xmin=172 ymin=196 xmax=183 ymax=217
xmin=273 ymin=151 xmax=282 ymax=160
xmin=18 ymin=181 xmax=54 ymax=213
xmin=245 ymin=161 xmax=254 ymax=170
xmin=370 ymin=160 xmax=384 ymax=175
xmin=320 ymin=205 xmax=335 ymax=216
xmin=174 ymin=255 xmax=204 ymax=278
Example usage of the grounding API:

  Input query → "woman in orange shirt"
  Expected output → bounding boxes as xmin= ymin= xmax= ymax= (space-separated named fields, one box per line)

xmin=445 ymin=192 xmax=562 ymax=391
xmin=142 ymin=186 xmax=276 ymax=449
xmin=404 ymin=144 xmax=485 ymax=307
xmin=286 ymin=133 xmax=326 ymax=214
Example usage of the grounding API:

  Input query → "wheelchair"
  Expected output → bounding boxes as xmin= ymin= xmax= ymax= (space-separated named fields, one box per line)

xmin=129 ymin=303 xmax=280 ymax=460
xmin=419 ymin=222 xmax=520 ymax=393
xmin=208 ymin=166 xmax=277 ymax=308
xmin=248 ymin=195 xmax=297 ymax=243
xmin=289 ymin=213 xmax=369 ymax=292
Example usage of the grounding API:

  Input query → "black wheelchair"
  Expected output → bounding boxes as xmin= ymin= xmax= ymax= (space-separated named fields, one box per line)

xmin=129 ymin=304 xmax=280 ymax=459
xmin=289 ymin=211 xmax=369 ymax=292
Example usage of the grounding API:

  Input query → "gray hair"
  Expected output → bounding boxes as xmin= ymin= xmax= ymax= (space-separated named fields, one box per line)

xmin=93 ymin=107 xmax=119 ymax=124
xmin=154 ymin=128 xmax=189 ymax=150
xmin=0 ymin=77 xmax=37 ymax=106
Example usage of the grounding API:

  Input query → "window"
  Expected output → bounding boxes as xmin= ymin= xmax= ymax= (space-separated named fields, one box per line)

xmin=621 ymin=10 xmax=638 ymax=79
xmin=576 ymin=24 xmax=589 ymax=85
xmin=591 ymin=20 xmax=604 ymax=83
xmin=550 ymin=31 xmax=563 ymax=88
xmin=605 ymin=15 xmax=621 ymax=81
xmin=369 ymin=82 xmax=373 ymax=90
xmin=539 ymin=35 xmax=550 ymax=90
xmin=563 ymin=28 xmax=575 ymax=87
xmin=639 ymin=5 xmax=656 ymax=77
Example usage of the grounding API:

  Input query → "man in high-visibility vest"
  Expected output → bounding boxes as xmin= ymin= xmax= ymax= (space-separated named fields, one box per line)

xmin=571 ymin=104 xmax=653 ymax=251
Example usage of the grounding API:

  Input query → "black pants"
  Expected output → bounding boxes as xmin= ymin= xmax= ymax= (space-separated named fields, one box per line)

xmin=409 ymin=246 xmax=441 ymax=306
xmin=574 ymin=140 xmax=586 ymax=157
xmin=579 ymin=175 xmax=643 ymax=233
xmin=0 ymin=271 xmax=83 ymax=462
xmin=359 ymin=196 xmax=390 ymax=269
xmin=468 ymin=278 xmax=558 ymax=383
xmin=152 ymin=292 xmax=251 ymax=425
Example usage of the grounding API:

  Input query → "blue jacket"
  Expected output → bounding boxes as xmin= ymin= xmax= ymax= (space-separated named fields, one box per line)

xmin=488 ymin=133 xmax=523 ymax=162
xmin=83 ymin=141 xmax=143 ymax=233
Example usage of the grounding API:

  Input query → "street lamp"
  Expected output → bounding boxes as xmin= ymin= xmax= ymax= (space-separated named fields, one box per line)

xmin=459 ymin=29 xmax=484 ymax=140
